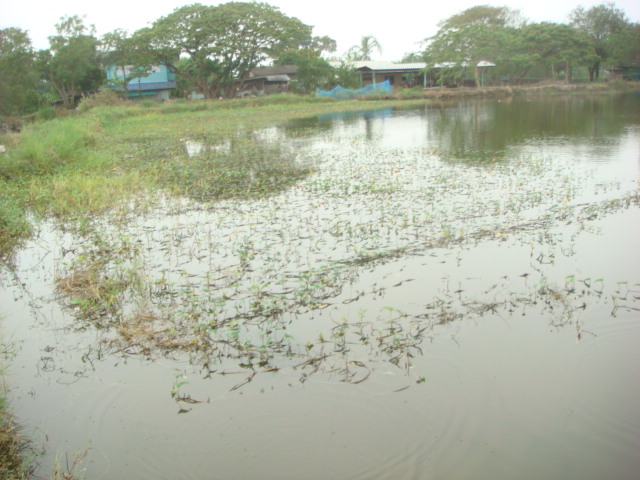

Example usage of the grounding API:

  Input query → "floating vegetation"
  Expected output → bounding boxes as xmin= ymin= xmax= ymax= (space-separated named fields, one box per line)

xmin=48 ymin=102 xmax=640 ymax=393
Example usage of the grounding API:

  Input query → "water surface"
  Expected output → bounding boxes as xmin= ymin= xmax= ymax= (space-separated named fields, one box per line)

xmin=1 ymin=94 xmax=639 ymax=479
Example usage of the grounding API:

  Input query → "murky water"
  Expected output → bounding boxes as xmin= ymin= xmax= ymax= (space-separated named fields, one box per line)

xmin=2 ymin=94 xmax=640 ymax=479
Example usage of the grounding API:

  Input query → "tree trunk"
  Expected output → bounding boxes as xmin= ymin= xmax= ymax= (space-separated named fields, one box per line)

xmin=474 ymin=66 xmax=481 ymax=88
xmin=49 ymin=73 xmax=71 ymax=106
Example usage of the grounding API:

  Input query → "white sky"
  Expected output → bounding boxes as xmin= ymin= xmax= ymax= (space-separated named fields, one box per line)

xmin=2 ymin=0 xmax=639 ymax=62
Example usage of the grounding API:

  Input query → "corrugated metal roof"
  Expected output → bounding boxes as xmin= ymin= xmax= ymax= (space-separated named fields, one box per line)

xmin=351 ymin=61 xmax=427 ymax=71
xmin=328 ymin=61 xmax=427 ymax=71
xmin=264 ymin=75 xmax=291 ymax=82
xmin=125 ymin=81 xmax=176 ymax=91
xmin=248 ymin=65 xmax=298 ymax=79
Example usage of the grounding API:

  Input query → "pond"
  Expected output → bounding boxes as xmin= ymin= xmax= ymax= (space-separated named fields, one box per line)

xmin=1 ymin=93 xmax=639 ymax=479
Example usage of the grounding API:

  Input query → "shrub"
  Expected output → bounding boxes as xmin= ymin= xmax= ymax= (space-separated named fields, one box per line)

xmin=36 ymin=106 xmax=57 ymax=122
xmin=7 ymin=117 xmax=99 ymax=175
xmin=77 ymin=88 xmax=129 ymax=112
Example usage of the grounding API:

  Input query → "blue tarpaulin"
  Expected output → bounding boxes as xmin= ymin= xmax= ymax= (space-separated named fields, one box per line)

xmin=316 ymin=80 xmax=391 ymax=100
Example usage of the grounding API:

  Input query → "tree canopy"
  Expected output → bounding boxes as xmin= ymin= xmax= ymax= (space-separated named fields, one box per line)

xmin=605 ymin=23 xmax=640 ymax=68
xmin=570 ymin=2 xmax=630 ymax=80
xmin=437 ymin=5 xmax=525 ymax=30
xmin=0 ymin=28 xmax=38 ymax=115
xmin=423 ymin=6 xmax=524 ymax=87
xmin=40 ymin=15 xmax=103 ymax=106
xmin=100 ymin=29 xmax=154 ymax=95
xmin=138 ymin=2 xmax=312 ymax=98
xmin=421 ymin=4 xmax=611 ymax=86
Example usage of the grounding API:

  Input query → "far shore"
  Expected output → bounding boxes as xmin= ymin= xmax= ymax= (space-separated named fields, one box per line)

xmin=369 ymin=80 xmax=640 ymax=101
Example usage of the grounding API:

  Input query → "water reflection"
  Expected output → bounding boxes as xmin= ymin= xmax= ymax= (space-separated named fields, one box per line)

xmin=285 ymin=94 xmax=640 ymax=164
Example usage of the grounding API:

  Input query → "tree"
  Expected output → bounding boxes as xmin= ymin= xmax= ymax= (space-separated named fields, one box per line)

xmin=41 ymin=15 xmax=103 ymax=106
xmin=141 ymin=2 xmax=312 ymax=98
xmin=521 ymin=23 xmax=596 ymax=83
xmin=100 ymin=29 xmax=154 ymax=97
xmin=570 ymin=2 xmax=629 ymax=80
xmin=307 ymin=35 xmax=337 ymax=55
xmin=273 ymin=34 xmax=339 ymax=93
xmin=423 ymin=6 xmax=524 ymax=87
xmin=438 ymin=4 xmax=525 ymax=30
xmin=605 ymin=23 xmax=640 ymax=68
xmin=273 ymin=50 xmax=334 ymax=93
xmin=0 ymin=28 xmax=39 ymax=115
xmin=347 ymin=36 xmax=382 ymax=61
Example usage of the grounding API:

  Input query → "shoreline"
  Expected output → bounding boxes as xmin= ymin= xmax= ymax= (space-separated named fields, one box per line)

xmin=371 ymin=80 xmax=640 ymax=101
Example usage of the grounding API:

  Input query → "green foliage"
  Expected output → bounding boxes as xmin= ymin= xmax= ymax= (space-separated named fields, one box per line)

xmin=332 ymin=62 xmax=360 ymax=89
xmin=521 ymin=23 xmax=597 ymax=82
xmin=570 ymin=2 xmax=630 ymax=80
xmin=39 ymin=15 xmax=104 ymax=106
xmin=5 ymin=116 xmax=99 ymax=176
xmin=438 ymin=5 xmax=525 ymax=30
xmin=36 ymin=106 xmax=56 ymax=121
xmin=100 ymin=29 xmax=155 ymax=96
xmin=141 ymin=2 xmax=312 ymax=98
xmin=0 ymin=28 xmax=39 ymax=116
xmin=423 ymin=5 xmax=600 ymax=86
xmin=77 ymin=88 xmax=130 ymax=112
xmin=605 ymin=23 xmax=640 ymax=67
xmin=423 ymin=6 xmax=528 ymax=86
xmin=275 ymin=50 xmax=335 ymax=93
xmin=0 ymin=193 xmax=31 ymax=258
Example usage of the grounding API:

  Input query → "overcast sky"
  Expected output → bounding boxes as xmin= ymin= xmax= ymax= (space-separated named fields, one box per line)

xmin=2 ymin=0 xmax=639 ymax=61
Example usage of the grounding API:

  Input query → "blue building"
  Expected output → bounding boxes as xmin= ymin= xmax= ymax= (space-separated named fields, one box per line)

xmin=106 ymin=64 xmax=176 ymax=101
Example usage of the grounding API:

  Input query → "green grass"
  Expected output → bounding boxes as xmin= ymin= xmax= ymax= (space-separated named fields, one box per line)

xmin=1 ymin=363 xmax=30 ymax=480
xmin=0 ymin=95 xmax=428 ymax=259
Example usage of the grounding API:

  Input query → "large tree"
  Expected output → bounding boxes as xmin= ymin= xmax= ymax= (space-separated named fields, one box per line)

xmin=0 ymin=28 xmax=38 ymax=115
xmin=273 ymin=50 xmax=334 ymax=93
xmin=140 ymin=2 xmax=312 ymax=98
xmin=423 ymin=6 xmax=524 ymax=87
xmin=605 ymin=23 xmax=640 ymax=69
xmin=437 ymin=4 xmax=525 ymax=30
xmin=521 ymin=23 xmax=596 ymax=83
xmin=40 ymin=15 xmax=103 ymax=106
xmin=273 ymin=35 xmax=339 ymax=93
xmin=569 ymin=2 xmax=629 ymax=81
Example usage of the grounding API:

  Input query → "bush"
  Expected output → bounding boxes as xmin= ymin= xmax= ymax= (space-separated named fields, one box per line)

xmin=7 ymin=117 xmax=99 ymax=175
xmin=77 ymin=88 xmax=129 ymax=112
xmin=36 ymin=106 xmax=57 ymax=122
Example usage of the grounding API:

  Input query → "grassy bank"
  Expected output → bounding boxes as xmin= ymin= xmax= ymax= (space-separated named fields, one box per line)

xmin=0 ymin=95 xmax=428 ymax=259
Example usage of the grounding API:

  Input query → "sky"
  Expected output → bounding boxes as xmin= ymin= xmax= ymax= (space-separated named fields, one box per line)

xmin=2 ymin=0 xmax=640 ymax=62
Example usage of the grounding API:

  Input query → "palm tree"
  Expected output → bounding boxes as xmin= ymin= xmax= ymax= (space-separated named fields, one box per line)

xmin=347 ymin=35 xmax=382 ymax=61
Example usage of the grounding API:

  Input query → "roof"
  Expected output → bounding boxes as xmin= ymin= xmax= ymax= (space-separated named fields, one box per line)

xmin=432 ymin=61 xmax=496 ymax=69
xmin=264 ymin=75 xmax=291 ymax=82
xmin=350 ymin=61 xmax=427 ymax=72
xmin=124 ymin=81 xmax=177 ymax=91
xmin=248 ymin=65 xmax=298 ymax=80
